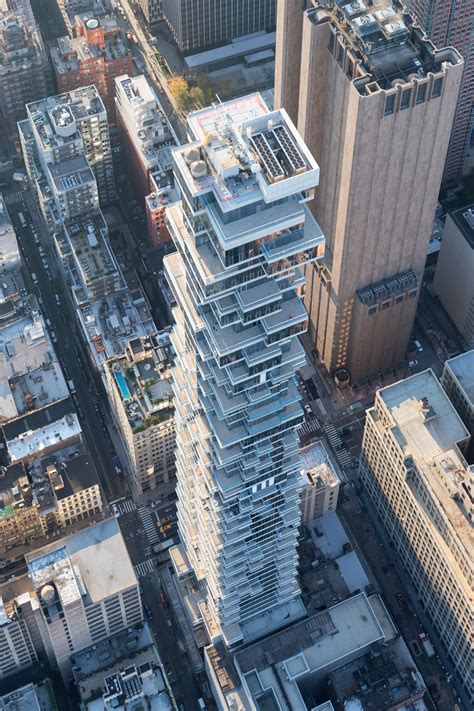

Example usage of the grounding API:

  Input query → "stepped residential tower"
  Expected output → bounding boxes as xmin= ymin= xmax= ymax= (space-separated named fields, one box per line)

xmin=165 ymin=94 xmax=324 ymax=647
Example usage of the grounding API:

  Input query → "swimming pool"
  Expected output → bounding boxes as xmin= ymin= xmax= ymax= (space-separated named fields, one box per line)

xmin=115 ymin=370 xmax=132 ymax=400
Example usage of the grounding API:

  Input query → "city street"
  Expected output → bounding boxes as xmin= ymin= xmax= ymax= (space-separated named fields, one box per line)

xmin=340 ymin=488 xmax=467 ymax=711
xmin=7 ymin=189 xmax=126 ymax=502
xmin=111 ymin=496 xmax=202 ymax=710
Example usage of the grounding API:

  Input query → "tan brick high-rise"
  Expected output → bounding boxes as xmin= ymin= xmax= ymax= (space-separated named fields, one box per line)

xmin=275 ymin=0 xmax=463 ymax=380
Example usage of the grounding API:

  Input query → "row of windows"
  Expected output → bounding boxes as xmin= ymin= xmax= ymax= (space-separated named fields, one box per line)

xmin=384 ymin=77 xmax=443 ymax=116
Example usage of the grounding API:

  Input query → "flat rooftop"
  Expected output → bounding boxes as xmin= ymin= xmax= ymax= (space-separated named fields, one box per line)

xmin=309 ymin=1 xmax=462 ymax=92
xmin=0 ymin=312 xmax=68 ymax=420
xmin=0 ymin=195 xmax=21 ymax=274
xmin=0 ymin=679 xmax=56 ymax=711
xmin=0 ymin=441 xmax=99 ymax=520
xmin=26 ymin=85 xmax=106 ymax=151
xmin=72 ymin=622 xmax=155 ymax=682
xmin=449 ymin=204 xmax=474 ymax=250
xmin=300 ymin=440 xmax=341 ymax=487
xmin=51 ymin=31 xmax=129 ymax=74
xmin=185 ymin=31 xmax=276 ymax=70
xmin=6 ymin=412 xmax=80 ymax=463
xmin=49 ymin=154 xmax=95 ymax=193
xmin=75 ymin=286 xmax=155 ymax=369
xmin=26 ymin=517 xmax=137 ymax=605
xmin=105 ymin=332 xmax=173 ymax=431
xmin=63 ymin=211 xmax=120 ymax=285
xmin=375 ymin=369 xmax=473 ymax=561
xmin=235 ymin=594 xmax=384 ymax=710
xmin=445 ymin=350 xmax=474 ymax=407
xmin=174 ymin=92 xmax=319 ymax=218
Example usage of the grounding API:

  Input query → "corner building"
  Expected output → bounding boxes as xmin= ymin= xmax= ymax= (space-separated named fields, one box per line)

xmin=275 ymin=0 xmax=463 ymax=380
xmin=164 ymin=94 xmax=324 ymax=647
xmin=359 ymin=370 xmax=473 ymax=704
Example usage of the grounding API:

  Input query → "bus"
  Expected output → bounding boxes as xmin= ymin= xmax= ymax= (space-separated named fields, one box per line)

xmin=18 ymin=212 xmax=26 ymax=228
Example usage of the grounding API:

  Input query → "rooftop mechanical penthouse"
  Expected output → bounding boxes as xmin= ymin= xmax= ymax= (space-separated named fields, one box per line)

xmin=164 ymin=93 xmax=324 ymax=648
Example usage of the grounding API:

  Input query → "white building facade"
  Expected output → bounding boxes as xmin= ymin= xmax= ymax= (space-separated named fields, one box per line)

xmin=165 ymin=93 xmax=324 ymax=647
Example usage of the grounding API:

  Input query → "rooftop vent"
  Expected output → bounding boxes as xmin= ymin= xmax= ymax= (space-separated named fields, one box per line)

xmin=420 ymin=396 xmax=436 ymax=423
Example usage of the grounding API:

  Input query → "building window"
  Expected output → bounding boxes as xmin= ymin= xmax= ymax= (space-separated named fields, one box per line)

xmin=368 ymin=306 xmax=377 ymax=315
xmin=431 ymin=77 xmax=443 ymax=99
xmin=384 ymin=94 xmax=395 ymax=116
xmin=416 ymin=83 xmax=427 ymax=104
xmin=328 ymin=32 xmax=335 ymax=53
xmin=337 ymin=42 xmax=344 ymax=67
xmin=400 ymin=89 xmax=412 ymax=110
xmin=408 ymin=289 xmax=418 ymax=299
xmin=382 ymin=301 xmax=390 ymax=311
xmin=395 ymin=295 xmax=404 ymax=304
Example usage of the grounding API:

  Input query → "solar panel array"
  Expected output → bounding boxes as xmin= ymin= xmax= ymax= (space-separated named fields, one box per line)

xmin=250 ymin=132 xmax=285 ymax=182
xmin=273 ymin=125 xmax=307 ymax=174
xmin=249 ymin=124 xmax=307 ymax=183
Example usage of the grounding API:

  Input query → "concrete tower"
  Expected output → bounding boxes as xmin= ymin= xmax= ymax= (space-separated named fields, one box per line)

xmin=275 ymin=0 xmax=463 ymax=381
xmin=165 ymin=93 xmax=324 ymax=647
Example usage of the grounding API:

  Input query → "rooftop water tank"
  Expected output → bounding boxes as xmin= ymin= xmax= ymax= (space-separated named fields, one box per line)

xmin=86 ymin=18 xmax=99 ymax=29
xmin=190 ymin=160 xmax=207 ymax=179
xmin=40 ymin=584 xmax=56 ymax=604
xmin=184 ymin=147 xmax=200 ymax=165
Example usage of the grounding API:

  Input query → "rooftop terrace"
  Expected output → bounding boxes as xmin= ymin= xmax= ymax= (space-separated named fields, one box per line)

xmin=173 ymin=92 xmax=319 ymax=217
xmin=106 ymin=332 xmax=174 ymax=431
xmin=51 ymin=30 xmax=129 ymax=74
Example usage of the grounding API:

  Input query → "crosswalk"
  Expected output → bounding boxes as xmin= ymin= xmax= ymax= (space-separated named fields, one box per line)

xmin=134 ymin=559 xmax=155 ymax=578
xmin=112 ymin=498 xmax=137 ymax=516
xmin=323 ymin=424 xmax=352 ymax=473
xmin=299 ymin=418 xmax=321 ymax=439
xmin=2 ymin=191 xmax=24 ymax=206
xmin=138 ymin=506 xmax=159 ymax=545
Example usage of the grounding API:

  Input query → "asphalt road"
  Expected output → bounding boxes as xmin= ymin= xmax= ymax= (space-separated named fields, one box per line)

xmin=112 ymin=497 xmax=201 ymax=710
xmin=8 ymin=190 xmax=124 ymax=502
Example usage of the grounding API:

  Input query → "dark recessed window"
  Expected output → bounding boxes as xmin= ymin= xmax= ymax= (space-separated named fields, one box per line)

xmin=337 ymin=42 xmax=344 ymax=67
xmin=401 ymin=89 xmax=412 ymax=110
xmin=384 ymin=94 xmax=395 ymax=116
xmin=328 ymin=32 xmax=335 ymax=53
xmin=382 ymin=301 xmax=390 ymax=311
xmin=395 ymin=295 xmax=404 ymax=304
xmin=368 ymin=306 xmax=377 ymax=316
xmin=431 ymin=77 xmax=443 ymax=98
xmin=416 ymin=83 xmax=427 ymax=104
xmin=409 ymin=289 xmax=418 ymax=299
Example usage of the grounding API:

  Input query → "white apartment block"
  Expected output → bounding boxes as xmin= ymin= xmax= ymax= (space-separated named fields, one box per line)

xmin=23 ymin=518 xmax=142 ymax=679
xmin=19 ymin=85 xmax=115 ymax=226
xmin=105 ymin=332 xmax=175 ymax=497
xmin=165 ymin=93 xmax=324 ymax=647
xmin=115 ymin=74 xmax=170 ymax=173
xmin=359 ymin=370 xmax=473 ymax=704
xmin=300 ymin=441 xmax=341 ymax=522
xmin=441 ymin=350 xmax=474 ymax=436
